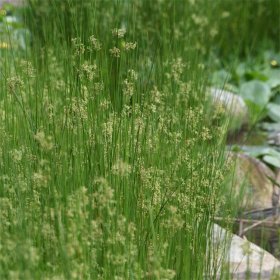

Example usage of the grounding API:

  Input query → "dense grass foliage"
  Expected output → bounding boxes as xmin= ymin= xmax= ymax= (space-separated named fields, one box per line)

xmin=0 ymin=0 xmax=279 ymax=279
xmin=24 ymin=0 xmax=280 ymax=59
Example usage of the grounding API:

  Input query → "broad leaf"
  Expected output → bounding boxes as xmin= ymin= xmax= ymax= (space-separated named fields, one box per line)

xmin=239 ymin=80 xmax=271 ymax=107
xmin=272 ymin=93 xmax=280 ymax=105
xmin=264 ymin=69 xmax=280 ymax=89
xmin=245 ymin=100 xmax=267 ymax=124
xmin=240 ymin=146 xmax=277 ymax=158
xmin=244 ymin=71 xmax=268 ymax=82
xmin=261 ymin=122 xmax=280 ymax=131
xmin=263 ymin=155 xmax=280 ymax=168
xmin=267 ymin=103 xmax=280 ymax=122
xmin=212 ymin=70 xmax=231 ymax=87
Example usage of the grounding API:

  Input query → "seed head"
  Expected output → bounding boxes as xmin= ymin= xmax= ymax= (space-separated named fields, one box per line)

xmin=112 ymin=28 xmax=126 ymax=38
xmin=109 ymin=47 xmax=121 ymax=58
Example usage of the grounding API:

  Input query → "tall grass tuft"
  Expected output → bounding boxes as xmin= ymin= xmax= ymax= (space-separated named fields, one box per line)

xmin=0 ymin=0 xmax=278 ymax=279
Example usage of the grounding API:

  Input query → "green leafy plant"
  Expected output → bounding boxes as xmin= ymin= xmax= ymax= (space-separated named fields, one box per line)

xmin=211 ymin=48 xmax=280 ymax=127
xmin=240 ymin=146 xmax=280 ymax=168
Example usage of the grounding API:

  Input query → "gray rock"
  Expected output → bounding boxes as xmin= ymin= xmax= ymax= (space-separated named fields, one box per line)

xmin=211 ymin=224 xmax=280 ymax=279
xmin=209 ymin=88 xmax=249 ymax=131
xmin=225 ymin=152 xmax=280 ymax=259
xmin=228 ymin=152 xmax=280 ymax=211
xmin=268 ymin=131 xmax=280 ymax=146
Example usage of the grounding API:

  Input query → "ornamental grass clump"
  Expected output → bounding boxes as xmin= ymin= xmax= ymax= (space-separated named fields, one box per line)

xmin=1 ymin=0 xmax=277 ymax=279
xmin=0 ymin=48 xmax=227 ymax=280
